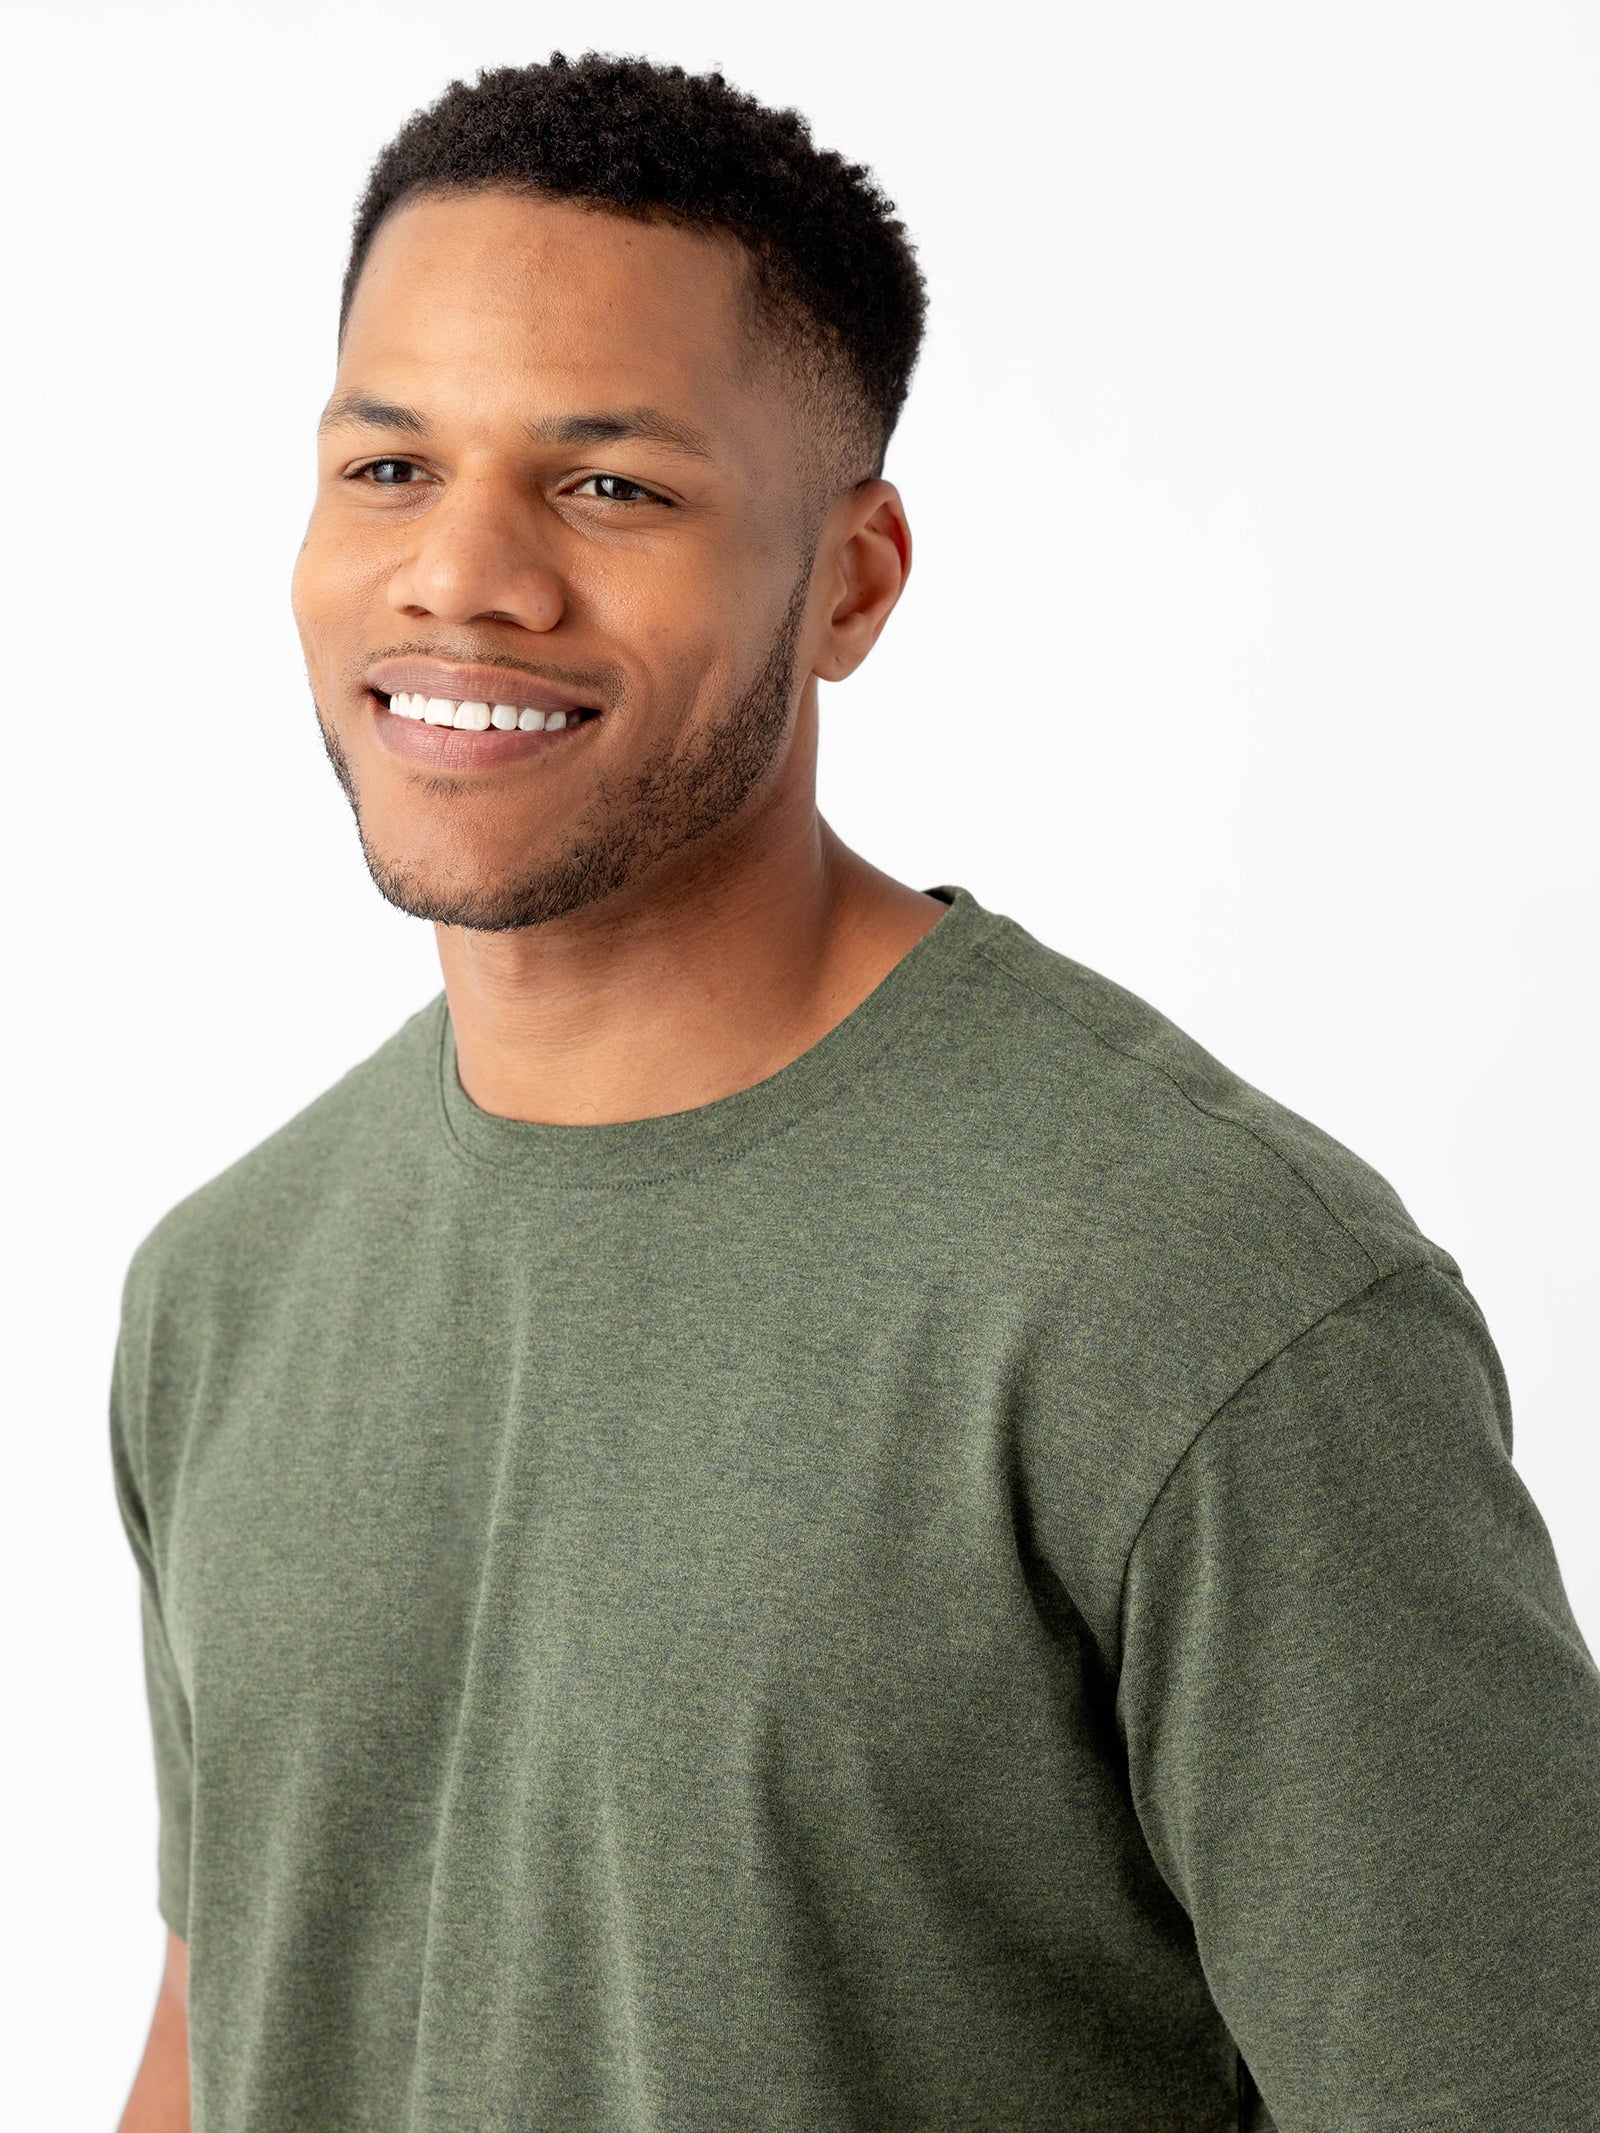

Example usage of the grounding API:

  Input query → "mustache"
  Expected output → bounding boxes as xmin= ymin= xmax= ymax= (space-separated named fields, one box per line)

xmin=343 ymin=638 xmax=627 ymax=710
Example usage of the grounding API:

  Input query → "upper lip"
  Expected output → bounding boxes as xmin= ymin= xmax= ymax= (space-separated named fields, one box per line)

xmin=364 ymin=656 xmax=604 ymax=717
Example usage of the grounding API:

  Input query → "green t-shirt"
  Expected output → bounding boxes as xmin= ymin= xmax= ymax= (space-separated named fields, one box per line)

xmin=111 ymin=888 xmax=1600 ymax=2132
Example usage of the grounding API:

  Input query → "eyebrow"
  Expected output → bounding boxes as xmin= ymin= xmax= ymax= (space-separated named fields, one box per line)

xmin=523 ymin=409 xmax=715 ymax=460
xmin=317 ymin=393 xmax=715 ymax=461
xmin=317 ymin=393 xmax=428 ymax=438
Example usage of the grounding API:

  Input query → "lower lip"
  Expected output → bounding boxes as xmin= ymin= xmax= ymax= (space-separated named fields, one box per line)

xmin=367 ymin=692 xmax=599 ymax=769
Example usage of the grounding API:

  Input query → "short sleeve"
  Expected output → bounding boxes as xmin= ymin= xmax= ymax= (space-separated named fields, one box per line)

xmin=1117 ymin=1263 xmax=1600 ymax=2133
xmin=110 ymin=1271 xmax=194 ymax=1940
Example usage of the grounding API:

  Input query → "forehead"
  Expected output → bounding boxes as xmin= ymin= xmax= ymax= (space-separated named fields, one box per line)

xmin=339 ymin=190 xmax=771 ymax=436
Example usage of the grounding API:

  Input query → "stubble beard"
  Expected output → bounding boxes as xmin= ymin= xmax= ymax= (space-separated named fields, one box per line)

xmin=316 ymin=565 xmax=812 ymax=933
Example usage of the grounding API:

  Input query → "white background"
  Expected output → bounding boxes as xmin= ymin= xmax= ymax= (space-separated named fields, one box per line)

xmin=3 ymin=0 xmax=1596 ymax=2116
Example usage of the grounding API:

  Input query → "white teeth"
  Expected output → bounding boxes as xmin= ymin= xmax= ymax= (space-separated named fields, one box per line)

xmin=382 ymin=691 xmax=571 ymax=732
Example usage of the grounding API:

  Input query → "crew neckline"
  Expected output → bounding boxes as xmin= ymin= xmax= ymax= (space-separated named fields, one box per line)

xmin=434 ymin=884 xmax=992 ymax=1188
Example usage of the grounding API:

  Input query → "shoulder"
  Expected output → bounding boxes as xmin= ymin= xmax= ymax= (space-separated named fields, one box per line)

xmin=111 ymin=997 xmax=444 ymax=1540
xmin=944 ymin=902 xmax=1447 ymax=1294
xmin=935 ymin=903 xmax=1474 ymax=1666
xmin=120 ymin=995 xmax=445 ymax=1327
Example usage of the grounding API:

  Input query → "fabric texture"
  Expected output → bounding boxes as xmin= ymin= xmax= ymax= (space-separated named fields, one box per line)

xmin=110 ymin=886 xmax=1600 ymax=2132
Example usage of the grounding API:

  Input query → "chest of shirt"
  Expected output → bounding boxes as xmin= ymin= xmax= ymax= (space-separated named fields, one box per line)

xmin=157 ymin=1209 xmax=1117 ymax=1838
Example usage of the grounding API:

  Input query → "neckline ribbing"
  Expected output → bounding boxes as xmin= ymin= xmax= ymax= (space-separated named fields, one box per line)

xmin=433 ymin=884 xmax=992 ymax=1189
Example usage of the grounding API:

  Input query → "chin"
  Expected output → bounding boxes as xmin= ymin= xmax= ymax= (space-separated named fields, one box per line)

xmin=366 ymin=861 xmax=530 ymax=931
xmin=361 ymin=836 xmax=631 ymax=933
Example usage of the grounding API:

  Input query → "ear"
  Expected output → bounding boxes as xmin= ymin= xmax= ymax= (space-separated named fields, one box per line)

xmin=810 ymin=479 xmax=912 ymax=683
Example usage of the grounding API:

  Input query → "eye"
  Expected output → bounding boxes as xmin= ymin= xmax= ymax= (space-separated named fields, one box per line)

xmin=352 ymin=458 xmax=429 ymax=485
xmin=571 ymin=473 xmax=661 ymax=503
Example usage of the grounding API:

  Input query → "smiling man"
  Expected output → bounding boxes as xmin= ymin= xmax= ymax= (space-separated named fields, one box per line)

xmin=111 ymin=52 xmax=1600 ymax=2133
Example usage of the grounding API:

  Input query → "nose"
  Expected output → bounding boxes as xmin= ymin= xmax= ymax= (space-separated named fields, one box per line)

xmin=386 ymin=473 xmax=565 ymax=633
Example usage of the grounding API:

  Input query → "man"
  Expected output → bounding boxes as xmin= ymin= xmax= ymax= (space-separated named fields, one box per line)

xmin=113 ymin=51 xmax=1598 ymax=2133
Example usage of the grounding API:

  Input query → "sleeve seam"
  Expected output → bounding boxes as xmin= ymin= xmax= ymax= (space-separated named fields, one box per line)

xmin=1113 ymin=1261 xmax=1454 ymax=1674
xmin=974 ymin=939 xmax=1386 ymax=1282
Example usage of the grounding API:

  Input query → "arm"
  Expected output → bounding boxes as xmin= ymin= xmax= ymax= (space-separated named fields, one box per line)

xmin=1118 ymin=1265 xmax=1600 ymax=2125
xmin=117 ymin=1930 xmax=189 ymax=2133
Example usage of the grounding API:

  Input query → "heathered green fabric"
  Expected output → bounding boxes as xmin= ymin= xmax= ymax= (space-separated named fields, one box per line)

xmin=110 ymin=887 xmax=1600 ymax=2133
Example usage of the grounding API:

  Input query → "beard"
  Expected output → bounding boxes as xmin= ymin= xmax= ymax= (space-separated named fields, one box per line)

xmin=317 ymin=563 xmax=811 ymax=933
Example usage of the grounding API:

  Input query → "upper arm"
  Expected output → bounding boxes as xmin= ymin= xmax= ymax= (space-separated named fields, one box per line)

xmin=160 ymin=1929 xmax=188 ymax=2014
xmin=117 ymin=1931 xmax=190 ymax=2133
xmin=1118 ymin=1264 xmax=1600 ymax=2128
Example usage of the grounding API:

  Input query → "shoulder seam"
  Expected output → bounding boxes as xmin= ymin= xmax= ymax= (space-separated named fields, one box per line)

xmin=1113 ymin=1260 xmax=1458 ymax=1673
xmin=974 ymin=939 xmax=1384 ymax=1280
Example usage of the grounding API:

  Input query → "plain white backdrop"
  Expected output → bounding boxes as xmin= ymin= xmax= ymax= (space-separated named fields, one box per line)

xmin=3 ymin=0 xmax=1596 ymax=2117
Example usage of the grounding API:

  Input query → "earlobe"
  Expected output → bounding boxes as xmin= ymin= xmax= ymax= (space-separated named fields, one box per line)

xmin=813 ymin=629 xmax=856 ymax=686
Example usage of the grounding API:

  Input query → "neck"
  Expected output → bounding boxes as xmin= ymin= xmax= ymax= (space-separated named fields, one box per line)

xmin=434 ymin=758 xmax=944 ymax=1128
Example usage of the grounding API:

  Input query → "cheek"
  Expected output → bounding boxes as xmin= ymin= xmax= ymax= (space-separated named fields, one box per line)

xmin=289 ymin=521 xmax=337 ymax=638
xmin=598 ymin=545 xmax=783 ymax=695
xmin=290 ymin=518 xmax=376 ymax=679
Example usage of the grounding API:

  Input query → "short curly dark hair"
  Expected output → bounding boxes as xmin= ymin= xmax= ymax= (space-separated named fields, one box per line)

xmin=339 ymin=52 xmax=927 ymax=488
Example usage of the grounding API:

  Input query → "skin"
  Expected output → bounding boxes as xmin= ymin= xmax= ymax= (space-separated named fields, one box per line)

xmin=121 ymin=185 xmax=940 ymax=2114
xmin=117 ymin=1930 xmax=187 ymax=2130
xmin=293 ymin=188 xmax=941 ymax=1125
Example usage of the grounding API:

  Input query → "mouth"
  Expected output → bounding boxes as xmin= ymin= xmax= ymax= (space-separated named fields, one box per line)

xmin=364 ymin=661 xmax=614 ymax=772
xmin=376 ymin=688 xmax=603 ymax=735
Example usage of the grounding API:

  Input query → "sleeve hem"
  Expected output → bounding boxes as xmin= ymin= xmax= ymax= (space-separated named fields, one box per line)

xmin=157 ymin=1877 xmax=188 ymax=1943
